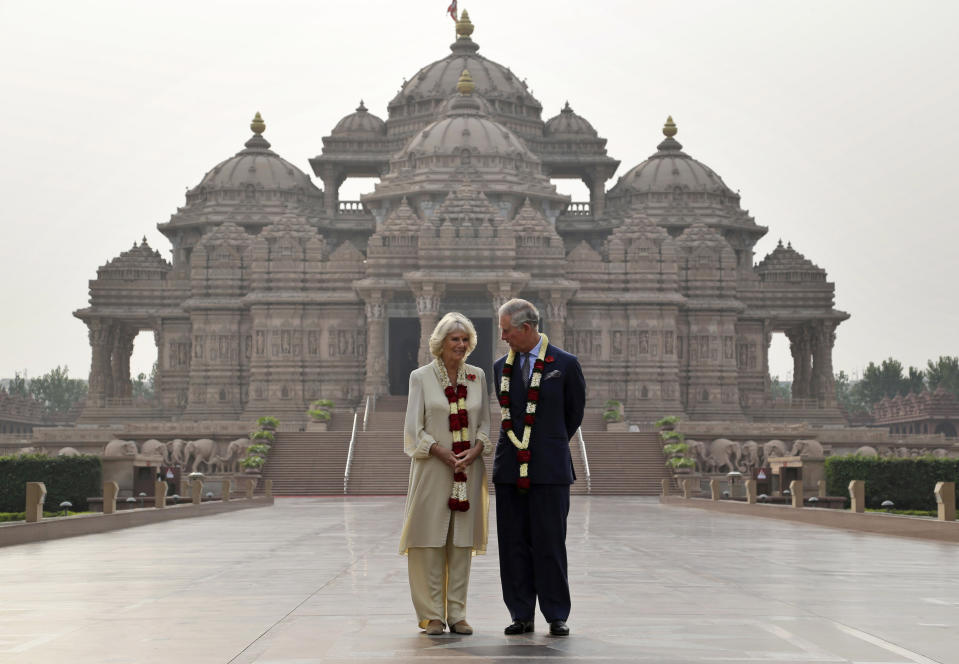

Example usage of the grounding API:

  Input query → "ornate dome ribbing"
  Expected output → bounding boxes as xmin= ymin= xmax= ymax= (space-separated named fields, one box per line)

xmin=332 ymin=101 xmax=387 ymax=137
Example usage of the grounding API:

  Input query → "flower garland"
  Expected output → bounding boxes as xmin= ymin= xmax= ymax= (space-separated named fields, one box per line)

xmin=435 ymin=360 xmax=471 ymax=512
xmin=499 ymin=333 xmax=550 ymax=492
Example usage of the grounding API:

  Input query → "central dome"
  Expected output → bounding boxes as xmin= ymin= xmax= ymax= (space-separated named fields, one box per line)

xmin=387 ymin=11 xmax=542 ymax=132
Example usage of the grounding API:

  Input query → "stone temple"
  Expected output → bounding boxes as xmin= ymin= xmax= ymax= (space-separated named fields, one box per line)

xmin=73 ymin=12 xmax=847 ymax=426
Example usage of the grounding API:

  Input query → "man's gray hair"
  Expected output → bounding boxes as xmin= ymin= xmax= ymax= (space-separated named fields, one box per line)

xmin=498 ymin=298 xmax=539 ymax=329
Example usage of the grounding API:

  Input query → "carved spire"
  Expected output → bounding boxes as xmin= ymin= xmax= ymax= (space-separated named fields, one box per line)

xmin=457 ymin=69 xmax=475 ymax=95
xmin=244 ymin=112 xmax=271 ymax=150
xmin=250 ymin=112 xmax=265 ymax=135
xmin=356 ymin=100 xmax=367 ymax=112
xmin=656 ymin=115 xmax=683 ymax=152
xmin=663 ymin=115 xmax=677 ymax=138
xmin=456 ymin=9 xmax=474 ymax=39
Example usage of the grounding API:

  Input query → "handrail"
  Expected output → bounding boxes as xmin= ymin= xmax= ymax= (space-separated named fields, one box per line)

xmin=362 ymin=395 xmax=370 ymax=432
xmin=576 ymin=427 xmax=591 ymax=495
xmin=344 ymin=409 xmax=359 ymax=495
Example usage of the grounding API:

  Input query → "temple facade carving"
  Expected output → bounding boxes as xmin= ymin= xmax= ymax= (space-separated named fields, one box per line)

xmin=73 ymin=13 xmax=848 ymax=424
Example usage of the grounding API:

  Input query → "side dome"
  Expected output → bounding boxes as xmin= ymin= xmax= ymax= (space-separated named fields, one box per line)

xmin=331 ymin=101 xmax=386 ymax=137
xmin=160 ymin=113 xmax=325 ymax=236
xmin=387 ymin=11 xmax=542 ymax=128
xmin=610 ymin=117 xmax=731 ymax=196
xmin=544 ymin=102 xmax=597 ymax=138
xmin=191 ymin=113 xmax=318 ymax=194
xmin=605 ymin=117 xmax=766 ymax=242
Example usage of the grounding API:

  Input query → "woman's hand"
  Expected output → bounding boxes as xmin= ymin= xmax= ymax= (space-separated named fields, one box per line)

xmin=430 ymin=443 xmax=458 ymax=469
xmin=453 ymin=442 xmax=483 ymax=473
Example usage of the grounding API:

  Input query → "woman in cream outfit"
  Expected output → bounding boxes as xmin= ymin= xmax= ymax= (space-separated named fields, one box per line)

xmin=400 ymin=312 xmax=492 ymax=635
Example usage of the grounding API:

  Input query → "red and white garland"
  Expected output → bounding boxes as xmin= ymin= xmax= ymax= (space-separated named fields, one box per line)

xmin=436 ymin=360 xmax=471 ymax=512
xmin=499 ymin=333 xmax=551 ymax=492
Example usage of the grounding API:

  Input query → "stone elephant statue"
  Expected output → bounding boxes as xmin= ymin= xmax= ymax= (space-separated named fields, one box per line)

xmin=894 ymin=446 xmax=910 ymax=458
xmin=185 ymin=438 xmax=219 ymax=473
xmin=57 ymin=447 xmax=80 ymax=456
xmin=141 ymin=439 xmax=169 ymax=463
xmin=104 ymin=439 xmax=137 ymax=457
xmin=854 ymin=445 xmax=878 ymax=457
xmin=932 ymin=448 xmax=949 ymax=458
xmin=222 ymin=438 xmax=254 ymax=474
xmin=762 ymin=439 xmax=788 ymax=461
xmin=686 ymin=439 xmax=708 ymax=473
xmin=167 ymin=439 xmax=187 ymax=466
xmin=17 ymin=446 xmax=47 ymax=456
xmin=790 ymin=439 xmax=824 ymax=458
xmin=739 ymin=440 xmax=762 ymax=472
xmin=706 ymin=438 xmax=740 ymax=474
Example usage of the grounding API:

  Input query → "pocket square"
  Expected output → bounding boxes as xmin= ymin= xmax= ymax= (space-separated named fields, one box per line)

xmin=543 ymin=370 xmax=562 ymax=381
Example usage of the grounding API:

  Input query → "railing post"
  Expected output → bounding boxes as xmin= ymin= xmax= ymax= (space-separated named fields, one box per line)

xmin=103 ymin=481 xmax=119 ymax=514
xmin=745 ymin=479 xmax=757 ymax=504
xmin=25 ymin=482 xmax=46 ymax=523
xmin=935 ymin=481 xmax=956 ymax=521
xmin=710 ymin=479 xmax=720 ymax=501
xmin=245 ymin=478 xmax=255 ymax=500
xmin=790 ymin=480 xmax=803 ymax=508
xmin=222 ymin=478 xmax=232 ymax=502
xmin=154 ymin=481 xmax=168 ymax=508
xmin=191 ymin=479 xmax=203 ymax=505
xmin=681 ymin=478 xmax=693 ymax=499
xmin=265 ymin=479 xmax=273 ymax=498
xmin=661 ymin=478 xmax=670 ymax=497
xmin=848 ymin=480 xmax=865 ymax=513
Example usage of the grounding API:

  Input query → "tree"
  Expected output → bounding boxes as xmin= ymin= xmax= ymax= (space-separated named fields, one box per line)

xmin=769 ymin=375 xmax=791 ymax=402
xmin=7 ymin=371 xmax=29 ymax=397
xmin=926 ymin=356 xmax=959 ymax=396
xmin=132 ymin=361 xmax=157 ymax=401
xmin=28 ymin=366 xmax=87 ymax=414
xmin=856 ymin=358 xmax=924 ymax=407
xmin=835 ymin=370 xmax=869 ymax=415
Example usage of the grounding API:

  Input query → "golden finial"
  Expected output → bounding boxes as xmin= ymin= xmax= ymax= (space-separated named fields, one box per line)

xmin=250 ymin=112 xmax=265 ymax=135
xmin=457 ymin=69 xmax=475 ymax=95
xmin=663 ymin=115 xmax=677 ymax=138
xmin=456 ymin=9 xmax=474 ymax=39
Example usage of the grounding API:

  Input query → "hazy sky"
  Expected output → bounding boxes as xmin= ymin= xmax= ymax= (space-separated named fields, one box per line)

xmin=1 ymin=0 xmax=956 ymax=383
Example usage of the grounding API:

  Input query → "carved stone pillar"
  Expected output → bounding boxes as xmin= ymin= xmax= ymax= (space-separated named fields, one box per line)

xmin=786 ymin=326 xmax=812 ymax=399
xmin=810 ymin=321 xmax=836 ymax=403
xmin=363 ymin=297 xmax=389 ymax=397
xmin=111 ymin=325 xmax=137 ymax=403
xmin=319 ymin=166 xmax=341 ymax=218
xmin=414 ymin=285 xmax=444 ymax=366
xmin=87 ymin=319 xmax=116 ymax=407
xmin=544 ymin=299 xmax=567 ymax=349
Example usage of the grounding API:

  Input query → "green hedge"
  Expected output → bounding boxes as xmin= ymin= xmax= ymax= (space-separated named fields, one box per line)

xmin=825 ymin=456 xmax=959 ymax=510
xmin=0 ymin=455 xmax=102 ymax=513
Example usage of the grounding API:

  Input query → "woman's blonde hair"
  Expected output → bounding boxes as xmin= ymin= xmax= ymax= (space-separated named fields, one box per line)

xmin=429 ymin=312 xmax=478 ymax=360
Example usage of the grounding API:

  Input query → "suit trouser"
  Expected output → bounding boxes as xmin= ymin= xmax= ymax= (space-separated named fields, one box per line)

xmin=407 ymin=517 xmax=472 ymax=628
xmin=495 ymin=483 xmax=571 ymax=622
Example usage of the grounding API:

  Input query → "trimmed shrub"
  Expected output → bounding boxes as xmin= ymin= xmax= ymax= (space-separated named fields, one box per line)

xmin=0 ymin=454 xmax=102 ymax=513
xmin=825 ymin=456 xmax=959 ymax=511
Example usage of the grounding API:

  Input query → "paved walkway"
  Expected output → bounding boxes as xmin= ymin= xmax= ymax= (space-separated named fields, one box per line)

xmin=1 ymin=497 xmax=956 ymax=663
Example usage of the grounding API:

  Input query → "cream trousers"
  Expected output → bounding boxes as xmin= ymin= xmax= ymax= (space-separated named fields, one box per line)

xmin=407 ymin=517 xmax=472 ymax=628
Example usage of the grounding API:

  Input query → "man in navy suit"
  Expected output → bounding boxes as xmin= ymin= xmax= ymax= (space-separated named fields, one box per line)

xmin=492 ymin=298 xmax=586 ymax=637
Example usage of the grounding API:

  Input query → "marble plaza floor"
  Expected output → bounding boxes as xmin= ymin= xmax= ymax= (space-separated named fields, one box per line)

xmin=1 ymin=497 xmax=958 ymax=664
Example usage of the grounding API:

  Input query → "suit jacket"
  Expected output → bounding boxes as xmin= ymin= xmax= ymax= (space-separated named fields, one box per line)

xmin=492 ymin=343 xmax=586 ymax=485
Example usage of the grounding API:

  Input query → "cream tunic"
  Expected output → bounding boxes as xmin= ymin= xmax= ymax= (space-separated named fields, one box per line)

xmin=399 ymin=362 xmax=492 ymax=555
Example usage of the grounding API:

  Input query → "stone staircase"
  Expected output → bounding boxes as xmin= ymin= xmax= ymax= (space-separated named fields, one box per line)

xmin=262 ymin=394 xmax=670 ymax=496
xmin=260 ymin=410 xmax=356 ymax=495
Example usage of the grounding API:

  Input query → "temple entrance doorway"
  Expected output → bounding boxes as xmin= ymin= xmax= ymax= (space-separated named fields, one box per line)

xmin=469 ymin=317 xmax=493 ymax=380
xmin=388 ymin=318 xmax=419 ymax=396
xmin=767 ymin=332 xmax=792 ymax=402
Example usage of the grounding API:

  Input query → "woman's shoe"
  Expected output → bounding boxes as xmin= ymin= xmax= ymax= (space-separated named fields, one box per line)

xmin=424 ymin=620 xmax=445 ymax=635
xmin=450 ymin=620 xmax=473 ymax=635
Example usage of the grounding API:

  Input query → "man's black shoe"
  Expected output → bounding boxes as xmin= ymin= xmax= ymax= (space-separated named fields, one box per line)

xmin=549 ymin=620 xmax=570 ymax=636
xmin=504 ymin=619 xmax=534 ymax=635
